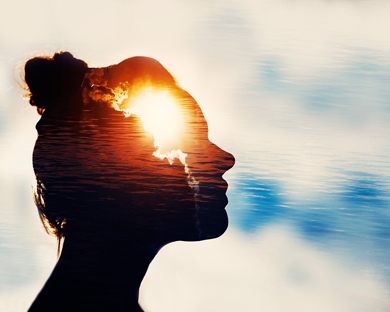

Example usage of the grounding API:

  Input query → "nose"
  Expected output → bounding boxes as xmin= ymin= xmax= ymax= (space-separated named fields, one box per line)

xmin=212 ymin=143 xmax=235 ymax=174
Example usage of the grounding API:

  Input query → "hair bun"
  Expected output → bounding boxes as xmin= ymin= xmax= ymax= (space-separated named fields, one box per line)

xmin=25 ymin=52 xmax=88 ymax=112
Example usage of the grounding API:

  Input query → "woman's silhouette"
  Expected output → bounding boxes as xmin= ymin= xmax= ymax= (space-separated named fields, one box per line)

xmin=24 ymin=52 xmax=234 ymax=311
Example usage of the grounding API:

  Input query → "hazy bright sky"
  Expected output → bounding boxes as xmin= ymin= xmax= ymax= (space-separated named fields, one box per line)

xmin=1 ymin=0 xmax=390 ymax=311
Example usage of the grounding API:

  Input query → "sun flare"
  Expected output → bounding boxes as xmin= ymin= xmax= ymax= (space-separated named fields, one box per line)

xmin=129 ymin=89 xmax=181 ymax=148
xmin=124 ymin=88 xmax=188 ymax=164
xmin=109 ymin=85 xmax=198 ymax=192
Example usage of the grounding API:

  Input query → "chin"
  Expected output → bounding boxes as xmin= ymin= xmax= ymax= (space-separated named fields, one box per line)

xmin=197 ymin=206 xmax=229 ymax=241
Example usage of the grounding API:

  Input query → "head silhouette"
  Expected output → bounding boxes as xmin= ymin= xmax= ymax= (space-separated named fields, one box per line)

xmin=25 ymin=52 xmax=234 ymax=311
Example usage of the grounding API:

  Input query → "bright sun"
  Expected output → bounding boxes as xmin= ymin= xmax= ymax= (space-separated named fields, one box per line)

xmin=125 ymin=87 xmax=187 ymax=166
xmin=108 ymin=84 xmax=198 ymax=191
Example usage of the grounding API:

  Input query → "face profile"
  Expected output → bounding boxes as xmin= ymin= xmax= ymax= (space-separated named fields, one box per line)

xmin=25 ymin=52 xmax=234 ymax=311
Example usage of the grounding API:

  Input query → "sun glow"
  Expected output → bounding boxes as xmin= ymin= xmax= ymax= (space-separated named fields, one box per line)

xmin=111 ymin=86 xmax=199 ymax=193
xmin=125 ymin=88 xmax=187 ymax=161
xmin=128 ymin=88 xmax=181 ymax=149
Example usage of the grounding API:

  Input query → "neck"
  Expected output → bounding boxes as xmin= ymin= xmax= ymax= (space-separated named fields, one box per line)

xmin=29 ymin=231 xmax=162 ymax=312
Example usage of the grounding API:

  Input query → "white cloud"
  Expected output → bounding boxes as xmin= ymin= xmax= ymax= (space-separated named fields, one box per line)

xmin=140 ymin=226 xmax=390 ymax=312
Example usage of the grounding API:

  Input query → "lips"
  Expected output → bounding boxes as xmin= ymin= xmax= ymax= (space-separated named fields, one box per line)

xmin=195 ymin=191 xmax=229 ymax=210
